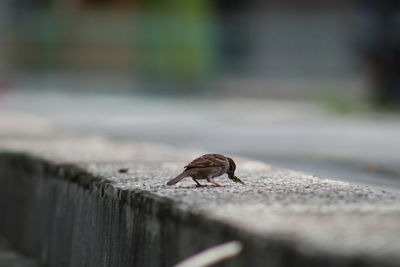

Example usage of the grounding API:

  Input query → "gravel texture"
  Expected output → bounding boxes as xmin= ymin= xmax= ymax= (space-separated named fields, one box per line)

xmin=1 ymin=136 xmax=400 ymax=266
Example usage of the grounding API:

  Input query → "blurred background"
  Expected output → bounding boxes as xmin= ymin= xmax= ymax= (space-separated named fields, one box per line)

xmin=0 ymin=0 xmax=400 ymax=189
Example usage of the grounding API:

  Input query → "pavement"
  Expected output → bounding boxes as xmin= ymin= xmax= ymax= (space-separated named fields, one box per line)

xmin=1 ymin=90 xmax=400 ymax=191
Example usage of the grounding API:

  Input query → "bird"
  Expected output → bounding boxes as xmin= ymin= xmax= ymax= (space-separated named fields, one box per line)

xmin=167 ymin=154 xmax=244 ymax=187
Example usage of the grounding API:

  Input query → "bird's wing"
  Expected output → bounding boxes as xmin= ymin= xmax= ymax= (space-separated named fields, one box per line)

xmin=184 ymin=154 xmax=227 ymax=169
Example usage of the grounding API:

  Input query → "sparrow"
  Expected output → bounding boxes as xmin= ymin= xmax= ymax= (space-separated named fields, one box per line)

xmin=167 ymin=154 xmax=244 ymax=187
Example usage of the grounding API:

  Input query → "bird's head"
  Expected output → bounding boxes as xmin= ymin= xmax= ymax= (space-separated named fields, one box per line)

xmin=226 ymin=157 xmax=236 ymax=178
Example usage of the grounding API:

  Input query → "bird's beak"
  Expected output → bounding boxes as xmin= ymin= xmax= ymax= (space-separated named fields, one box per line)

xmin=229 ymin=174 xmax=245 ymax=185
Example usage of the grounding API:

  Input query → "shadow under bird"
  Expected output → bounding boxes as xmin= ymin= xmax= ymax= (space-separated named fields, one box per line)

xmin=167 ymin=154 xmax=245 ymax=187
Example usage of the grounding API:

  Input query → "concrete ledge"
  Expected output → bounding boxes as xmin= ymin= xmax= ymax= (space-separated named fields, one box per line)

xmin=1 ymin=137 xmax=400 ymax=267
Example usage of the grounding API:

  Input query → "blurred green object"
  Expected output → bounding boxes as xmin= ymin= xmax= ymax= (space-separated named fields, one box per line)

xmin=137 ymin=0 xmax=214 ymax=94
xmin=229 ymin=176 xmax=245 ymax=185
xmin=315 ymin=91 xmax=368 ymax=115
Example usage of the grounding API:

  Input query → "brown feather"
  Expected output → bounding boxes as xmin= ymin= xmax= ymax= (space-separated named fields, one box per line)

xmin=184 ymin=154 xmax=227 ymax=170
xmin=167 ymin=171 xmax=188 ymax=185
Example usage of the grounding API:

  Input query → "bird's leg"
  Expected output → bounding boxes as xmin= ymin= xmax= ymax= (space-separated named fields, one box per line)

xmin=192 ymin=178 xmax=206 ymax=187
xmin=207 ymin=176 xmax=221 ymax=187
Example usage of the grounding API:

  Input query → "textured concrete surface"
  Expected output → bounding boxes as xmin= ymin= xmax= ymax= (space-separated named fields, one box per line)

xmin=1 ymin=136 xmax=400 ymax=266
xmin=2 ymin=91 xmax=400 ymax=190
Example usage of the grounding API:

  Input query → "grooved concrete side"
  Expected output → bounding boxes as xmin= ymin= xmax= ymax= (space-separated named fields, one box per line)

xmin=0 ymin=153 xmax=291 ymax=267
xmin=1 ymin=138 xmax=400 ymax=267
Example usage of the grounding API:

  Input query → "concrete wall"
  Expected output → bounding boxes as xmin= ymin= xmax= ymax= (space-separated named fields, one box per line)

xmin=1 ymin=138 xmax=400 ymax=267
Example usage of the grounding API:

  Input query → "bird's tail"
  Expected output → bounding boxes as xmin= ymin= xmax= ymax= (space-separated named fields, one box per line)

xmin=167 ymin=172 xmax=188 ymax=185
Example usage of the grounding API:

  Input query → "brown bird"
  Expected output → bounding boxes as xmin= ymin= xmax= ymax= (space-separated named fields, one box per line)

xmin=167 ymin=154 xmax=243 ymax=187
